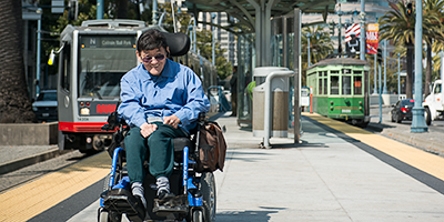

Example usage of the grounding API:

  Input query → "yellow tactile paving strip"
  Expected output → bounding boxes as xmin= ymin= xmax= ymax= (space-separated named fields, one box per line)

xmin=0 ymin=152 xmax=110 ymax=222
xmin=305 ymin=113 xmax=444 ymax=181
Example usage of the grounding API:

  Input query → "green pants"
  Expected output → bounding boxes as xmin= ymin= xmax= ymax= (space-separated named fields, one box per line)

xmin=124 ymin=122 xmax=187 ymax=183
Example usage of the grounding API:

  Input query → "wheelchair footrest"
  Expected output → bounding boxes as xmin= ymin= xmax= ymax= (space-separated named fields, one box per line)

xmin=153 ymin=194 xmax=188 ymax=214
xmin=102 ymin=188 xmax=145 ymax=219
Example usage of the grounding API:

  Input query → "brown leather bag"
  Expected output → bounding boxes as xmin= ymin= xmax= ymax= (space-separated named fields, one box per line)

xmin=195 ymin=121 xmax=227 ymax=172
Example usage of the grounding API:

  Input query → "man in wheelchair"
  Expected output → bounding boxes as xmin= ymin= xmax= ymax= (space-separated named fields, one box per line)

xmin=117 ymin=29 xmax=210 ymax=214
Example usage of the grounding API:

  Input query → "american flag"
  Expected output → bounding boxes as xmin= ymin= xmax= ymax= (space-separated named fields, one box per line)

xmin=345 ymin=23 xmax=361 ymax=42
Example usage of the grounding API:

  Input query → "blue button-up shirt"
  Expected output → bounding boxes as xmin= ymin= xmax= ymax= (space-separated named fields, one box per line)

xmin=118 ymin=59 xmax=210 ymax=132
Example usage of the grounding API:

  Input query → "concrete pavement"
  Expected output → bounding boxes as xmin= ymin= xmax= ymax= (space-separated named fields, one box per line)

xmin=209 ymin=113 xmax=444 ymax=221
xmin=4 ymin=111 xmax=444 ymax=221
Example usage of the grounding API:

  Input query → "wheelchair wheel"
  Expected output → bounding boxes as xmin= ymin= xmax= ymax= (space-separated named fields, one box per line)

xmin=98 ymin=209 xmax=122 ymax=222
xmin=200 ymin=172 xmax=216 ymax=222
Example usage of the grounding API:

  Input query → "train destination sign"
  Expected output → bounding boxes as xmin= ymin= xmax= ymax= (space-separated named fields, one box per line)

xmin=81 ymin=36 xmax=135 ymax=48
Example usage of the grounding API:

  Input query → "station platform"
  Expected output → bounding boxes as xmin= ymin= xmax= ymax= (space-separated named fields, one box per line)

xmin=1 ymin=112 xmax=444 ymax=221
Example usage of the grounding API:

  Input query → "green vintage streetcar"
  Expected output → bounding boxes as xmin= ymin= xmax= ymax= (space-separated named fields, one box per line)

xmin=306 ymin=57 xmax=371 ymax=127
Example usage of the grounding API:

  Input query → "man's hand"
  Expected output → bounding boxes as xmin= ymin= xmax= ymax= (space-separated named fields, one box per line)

xmin=163 ymin=115 xmax=180 ymax=129
xmin=140 ymin=122 xmax=158 ymax=138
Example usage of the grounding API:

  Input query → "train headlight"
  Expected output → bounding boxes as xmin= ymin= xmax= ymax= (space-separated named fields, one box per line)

xmin=80 ymin=107 xmax=90 ymax=115
xmin=359 ymin=106 xmax=363 ymax=110
xmin=330 ymin=101 xmax=334 ymax=105
xmin=359 ymin=101 xmax=363 ymax=105
xmin=330 ymin=106 xmax=334 ymax=110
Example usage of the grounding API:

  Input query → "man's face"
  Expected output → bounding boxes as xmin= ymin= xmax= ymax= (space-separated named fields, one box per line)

xmin=137 ymin=47 xmax=169 ymax=76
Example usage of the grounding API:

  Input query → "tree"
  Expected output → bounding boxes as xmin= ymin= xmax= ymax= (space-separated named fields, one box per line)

xmin=423 ymin=0 xmax=444 ymax=95
xmin=301 ymin=26 xmax=334 ymax=85
xmin=379 ymin=3 xmax=415 ymax=99
xmin=0 ymin=0 xmax=36 ymax=123
xmin=379 ymin=1 xmax=442 ymax=98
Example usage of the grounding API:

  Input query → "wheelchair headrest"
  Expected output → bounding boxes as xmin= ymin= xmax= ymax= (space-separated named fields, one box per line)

xmin=161 ymin=32 xmax=190 ymax=57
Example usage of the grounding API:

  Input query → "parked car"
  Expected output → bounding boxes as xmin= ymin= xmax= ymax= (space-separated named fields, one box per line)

xmin=32 ymin=89 xmax=58 ymax=122
xmin=391 ymin=98 xmax=414 ymax=123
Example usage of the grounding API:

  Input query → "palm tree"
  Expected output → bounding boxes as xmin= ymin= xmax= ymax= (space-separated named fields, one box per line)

xmin=0 ymin=0 xmax=36 ymax=123
xmin=301 ymin=26 xmax=335 ymax=85
xmin=379 ymin=1 xmax=442 ymax=98
xmin=379 ymin=3 xmax=415 ymax=99
xmin=423 ymin=0 xmax=444 ymax=95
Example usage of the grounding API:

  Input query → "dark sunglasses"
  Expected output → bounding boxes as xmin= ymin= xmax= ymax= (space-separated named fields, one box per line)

xmin=142 ymin=54 xmax=165 ymax=63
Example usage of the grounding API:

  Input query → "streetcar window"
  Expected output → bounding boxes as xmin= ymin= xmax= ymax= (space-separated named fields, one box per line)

xmin=60 ymin=43 xmax=71 ymax=91
xmin=323 ymin=78 xmax=328 ymax=95
xmin=342 ymin=76 xmax=351 ymax=95
xmin=342 ymin=69 xmax=352 ymax=74
xmin=330 ymin=70 xmax=339 ymax=74
xmin=78 ymin=35 xmax=136 ymax=98
xmin=354 ymin=76 xmax=362 ymax=95
xmin=330 ymin=76 xmax=339 ymax=95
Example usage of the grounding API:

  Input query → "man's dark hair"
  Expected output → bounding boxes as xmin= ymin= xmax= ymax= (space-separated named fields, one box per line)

xmin=137 ymin=29 xmax=168 ymax=52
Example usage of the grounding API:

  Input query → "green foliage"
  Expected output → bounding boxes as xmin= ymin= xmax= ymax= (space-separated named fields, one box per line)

xmin=378 ymin=0 xmax=444 ymax=97
xmin=302 ymin=25 xmax=335 ymax=85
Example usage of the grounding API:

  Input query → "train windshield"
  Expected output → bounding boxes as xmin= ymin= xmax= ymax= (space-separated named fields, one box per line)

xmin=78 ymin=35 xmax=136 ymax=99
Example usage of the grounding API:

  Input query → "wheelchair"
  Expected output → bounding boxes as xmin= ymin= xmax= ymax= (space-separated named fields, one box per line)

xmin=97 ymin=112 xmax=216 ymax=222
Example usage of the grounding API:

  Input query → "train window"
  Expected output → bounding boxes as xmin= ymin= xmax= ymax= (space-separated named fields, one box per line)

xmin=330 ymin=76 xmax=339 ymax=95
xmin=354 ymin=76 xmax=362 ymax=95
xmin=342 ymin=76 xmax=352 ymax=95
xmin=323 ymin=78 xmax=328 ymax=95
xmin=61 ymin=43 xmax=71 ymax=92
xmin=342 ymin=69 xmax=352 ymax=75
xmin=318 ymin=77 xmax=323 ymax=94
xmin=330 ymin=70 xmax=339 ymax=75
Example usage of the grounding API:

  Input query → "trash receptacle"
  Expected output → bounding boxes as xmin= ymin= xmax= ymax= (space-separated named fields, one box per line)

xmin=252 ymin=67 xmax=292 ymax=138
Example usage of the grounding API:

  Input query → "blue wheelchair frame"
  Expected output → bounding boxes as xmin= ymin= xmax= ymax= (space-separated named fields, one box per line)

xmin=99 ymin=146 xmax=204 ymax=208
xmin=98 ymin=112 xmax=214 ymax=222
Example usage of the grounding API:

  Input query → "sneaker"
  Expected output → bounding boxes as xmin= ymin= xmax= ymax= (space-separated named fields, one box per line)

xmin=158 ymin=189 xmax=175 ymax=202
xmin=131 ymin=182 xmax=147 ymax=210
xmin=156 ymin=176 xmax=175 ymax=203
xmin=133 ymin=195 xmax=146 ymax=218
xmin=134 ymin=193 xmax=147 ymax=210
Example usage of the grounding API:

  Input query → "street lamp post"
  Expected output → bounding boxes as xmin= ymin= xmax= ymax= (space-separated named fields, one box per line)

xmin=383 ymin=40 xmax=388 ymax=94
xmin=211 ymin=13 xmax=216 ymax=66
xmin=359 ymin=0 xmax=365 ymax=60
xmin=337 ymin=6 xmax=343 ymax=54
xmin=306 ymin=32 xmax=311 ymax=66
xmin=97 ymin=0 xmax=103 ymax=19
xmin=36 ymin=8 xmax=42 ymax=97
xmin=411 ymin=0 xmax=428 ymax=132
xmin=373 ymin=53 xmax=377 ymax=94
xmin=397 ymin=53 xmax=401 ymax=96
